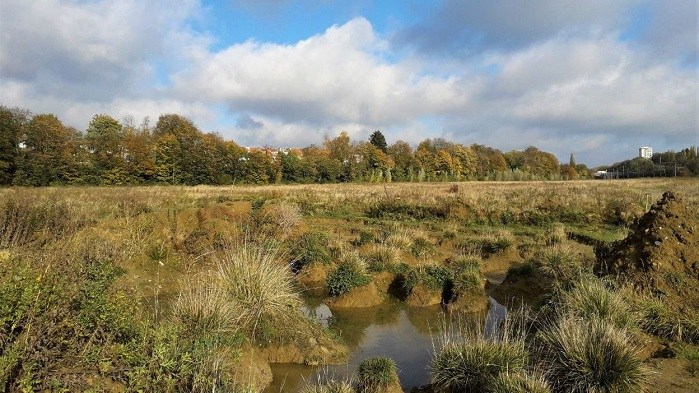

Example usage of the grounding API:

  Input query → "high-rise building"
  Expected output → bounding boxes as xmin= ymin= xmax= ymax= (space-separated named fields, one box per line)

xmin=639 ymin=146 xmax=653 ymax=159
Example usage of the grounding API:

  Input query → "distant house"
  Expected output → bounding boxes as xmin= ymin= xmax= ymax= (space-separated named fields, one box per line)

xmin=639 ymin=146 xmax=653 ymax=159
xmin=594 ymin=170 xmax=607 ymax=179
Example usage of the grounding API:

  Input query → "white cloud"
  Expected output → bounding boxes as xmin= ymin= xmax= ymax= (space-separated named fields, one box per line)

xmin=173 ymin=18 xmax=469 ymax=126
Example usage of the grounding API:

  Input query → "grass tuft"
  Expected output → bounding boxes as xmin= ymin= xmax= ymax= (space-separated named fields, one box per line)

xmin=357 ymin=357 xmax=398 ymax=392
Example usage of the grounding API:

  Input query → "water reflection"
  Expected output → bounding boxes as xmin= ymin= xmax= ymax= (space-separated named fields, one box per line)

xmin=267 ymin=297 xmax=507 ymax=392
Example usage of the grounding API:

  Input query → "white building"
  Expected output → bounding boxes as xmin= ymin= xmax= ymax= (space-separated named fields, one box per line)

xmin=639 ymin=146 xmax=653 ymax=159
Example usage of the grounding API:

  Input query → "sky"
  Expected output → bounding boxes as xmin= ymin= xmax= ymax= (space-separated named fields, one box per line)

xmin=1 ymin=0 xmax=697 ymax=166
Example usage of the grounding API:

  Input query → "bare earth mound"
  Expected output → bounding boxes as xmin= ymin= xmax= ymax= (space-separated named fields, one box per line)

xmin=596 ymin=191 xmax=699 ymax=310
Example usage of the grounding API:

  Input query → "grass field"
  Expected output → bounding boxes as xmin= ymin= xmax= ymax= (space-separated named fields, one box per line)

xmin=1 ymin=178 xmax=697 ymax=392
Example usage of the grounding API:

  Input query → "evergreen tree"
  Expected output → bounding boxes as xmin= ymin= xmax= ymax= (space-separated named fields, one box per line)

xmin=369 ymin=130 xmax=387 ymax=153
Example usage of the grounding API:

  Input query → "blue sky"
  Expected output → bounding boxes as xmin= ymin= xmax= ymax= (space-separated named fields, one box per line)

xmin=1 ymin=0 xmax=697 ymax=166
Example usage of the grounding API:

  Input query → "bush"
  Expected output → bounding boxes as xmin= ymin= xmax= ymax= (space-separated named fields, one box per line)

xmin=326 ymin=253 xmax=370 ymax=297
xmin=537 ymin=316 xmax=646 ymax=393
xmin=357 ymin=357 xmax=398 ymax=392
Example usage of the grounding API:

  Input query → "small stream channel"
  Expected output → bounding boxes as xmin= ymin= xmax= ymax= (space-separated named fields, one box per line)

xmin=265 ymin=296 xmax=507 ymax=392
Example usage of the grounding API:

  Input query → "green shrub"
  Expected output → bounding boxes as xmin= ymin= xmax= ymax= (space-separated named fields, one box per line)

xmin=327 ymin=255 xmax=370 ymax=297
xmin=537 ymin=316 xmax=646 ymax=393
xmin=357 ymin=357 xmax=398 ymax=392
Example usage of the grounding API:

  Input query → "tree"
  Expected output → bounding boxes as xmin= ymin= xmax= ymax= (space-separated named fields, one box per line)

xmin=369 ymin=130 xmax=387 ymax=153
xmin=85 ymin=114 xmax=125 ymax=183
xmin=0 ymin=106 xmax=30 ymax=185
xmin=387 ymin=140 xmax=417 ymax=181
xmin=14 ymin=114 xmax=77 ymax=185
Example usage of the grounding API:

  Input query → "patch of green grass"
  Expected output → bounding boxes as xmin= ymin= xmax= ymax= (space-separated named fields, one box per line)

xmin=326 ymin=254 xmax=370 ymax=297
xmin=357 ymin=357 xmax=398 ymax=392
xmin=635 ymin=298 xmax=699 ymax=344
xmin=292 ymin=231 xmax=332 ymax=267
xmin=451 ymin=257 xmax=483 ymax=293
xmin=410 ymin=237 xmax=434 ymax=259
xmin=559 ymin=278 xmax=634 ymax=329
xmin=404 ymin=264 xmax=451 ymax=292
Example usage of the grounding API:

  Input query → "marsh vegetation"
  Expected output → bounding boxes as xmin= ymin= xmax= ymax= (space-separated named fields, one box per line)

xmin=1 ymin=178 xmax=698 ymax=392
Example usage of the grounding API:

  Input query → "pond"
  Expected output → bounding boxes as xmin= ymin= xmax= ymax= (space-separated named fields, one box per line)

xmin=265 ymin=296 xmax=507 ymax=392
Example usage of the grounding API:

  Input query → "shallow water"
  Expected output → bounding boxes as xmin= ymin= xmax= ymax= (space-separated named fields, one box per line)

xmin=266 ymin=296 xmax=507 ymax=392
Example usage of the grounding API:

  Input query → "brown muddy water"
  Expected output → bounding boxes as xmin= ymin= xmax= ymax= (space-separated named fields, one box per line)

xmin=265 ymin=296 xmax=507 ymax=392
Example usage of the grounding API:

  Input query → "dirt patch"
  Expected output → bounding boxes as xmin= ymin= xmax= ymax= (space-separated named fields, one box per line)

xmin=645 ymin=357 xmax=699 ymax=393
xmin=490 ymin=266 xmax=551 ymax=308
xmin=445 ymin=291 xmax=490 ymax=313
xmin=481 ymin=247 xmax=523 ymax=284
xmin=596 ymin=191 xmax=699 ymax=310
xmin=261 ymin=335 xmax=348 ymax=366
xmin=405 ymin=283 xmax=442 ymax=308
xmin=325 ymin=282 xmax=385 ymax=308
xmin=297 ymin=263 xmax=330 ymax=296
xmin=232 ymin=345 xmax=273 ymax=391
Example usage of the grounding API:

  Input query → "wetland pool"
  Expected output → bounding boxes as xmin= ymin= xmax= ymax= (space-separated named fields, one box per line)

xmin=265 ymin=296 xmax=507 ymax=392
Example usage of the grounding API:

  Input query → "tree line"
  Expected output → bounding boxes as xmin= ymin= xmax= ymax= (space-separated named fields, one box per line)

xmin=600 ymin=148 xmax=699 ymax=178
xmin=0 ymin=106 xmax=592 ymax=186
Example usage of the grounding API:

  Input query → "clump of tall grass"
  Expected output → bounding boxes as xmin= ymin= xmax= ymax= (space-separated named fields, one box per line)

xmin=357 ymin=357 xmax=399 ymax=392
xmin=301 ymin=374 xmax=354 ymax=393
xmin=634 ymin=297 xmax=699 ymax=344
xmin=384 ymin=229 xmax=413 ymax=249
xmin=172 ymin=272 xmax=239 ymax=336
xmin=431 ymin=317 xmax=528 ymax=392
xmin=405 ymin=264 xmax=451 ymax=293
xmin=326 ymin=252 xmax=370 ymax=297
xmin=558 ymin=278 xmax=634 ymax=330
xmin=216 ymin=244 xmax=304 ymax=343
xmin=546 ymin=224 xmax=567 ymax=245
xmin=536 ymin=316 xmax=646 ymax=393
xmin=292 ymin=231 xmax=333 ymax=269
xmin=410 ymin=236 xmax=435 ymax=259
xmin=489 ymin=372 xmax=551 ymax=393
xmin=534 ymin=245 xmax=588 ymax=285
xmin=363 ymin=244 xmax=399 ymax=272
xmin=450 ymin=256 xmax=483 ymax=293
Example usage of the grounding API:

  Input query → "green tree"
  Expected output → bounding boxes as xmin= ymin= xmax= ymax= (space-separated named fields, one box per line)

xmin=14 ymin=114 xmax=77 ymax=185
xmin=369 ymin=130 xmax=387 ymax=153
xmin=0 ymin=106 xmax=30 ymax=185
xmin=85 ymin=114 xmax=125 ymax=184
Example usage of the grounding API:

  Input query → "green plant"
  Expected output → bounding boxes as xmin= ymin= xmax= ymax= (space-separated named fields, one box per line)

xmin=364 ymin=245 xmax=398 ymax=272
xmin=357 ymin=357 xmax=398 ymax=392
xmin=537 ymin=316 xmax=646 ymax=393
xmin=534 ymin=245 xmax=587 ymax=285
xmin=326 ymin=254 xmax=370 ymax=297
xmin=172 ymin=272 xmax=239 ymax=336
